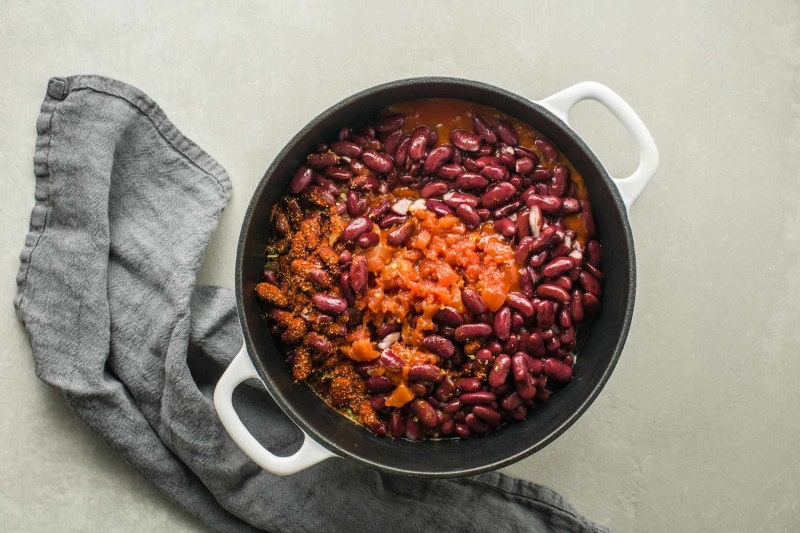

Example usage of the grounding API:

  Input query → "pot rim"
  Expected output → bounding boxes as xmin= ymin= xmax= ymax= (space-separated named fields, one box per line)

xmin=235 ymin=76 xmax=636 ymax=477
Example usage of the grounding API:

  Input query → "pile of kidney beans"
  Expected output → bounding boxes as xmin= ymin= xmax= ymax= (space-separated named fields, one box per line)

xmin=265 ymin=106 xmax=604 ymax=440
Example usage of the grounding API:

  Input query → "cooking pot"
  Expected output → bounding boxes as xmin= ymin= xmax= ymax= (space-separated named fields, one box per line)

xmin=214 ymin=78 xmax=658 ymax=477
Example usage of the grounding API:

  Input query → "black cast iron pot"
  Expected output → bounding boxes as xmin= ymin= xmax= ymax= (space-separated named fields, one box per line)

xmin=214 ymin=77 xmax=658 ymax=478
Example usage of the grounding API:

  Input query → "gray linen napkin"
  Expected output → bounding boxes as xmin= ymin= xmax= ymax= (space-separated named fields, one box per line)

xmin=14 ymin=75 xmax=609 ymax=533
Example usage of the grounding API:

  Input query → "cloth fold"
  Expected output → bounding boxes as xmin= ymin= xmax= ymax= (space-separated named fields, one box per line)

xmin=14 ymin=75 xmax=608 ymax=533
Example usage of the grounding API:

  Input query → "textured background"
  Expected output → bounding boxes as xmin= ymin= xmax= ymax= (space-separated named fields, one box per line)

xmin=1 ymin=1 xmax=798 ymax=532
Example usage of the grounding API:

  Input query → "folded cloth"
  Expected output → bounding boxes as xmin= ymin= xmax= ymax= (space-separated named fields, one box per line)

xmin=14 ymin=75 xmax=609 ymax=533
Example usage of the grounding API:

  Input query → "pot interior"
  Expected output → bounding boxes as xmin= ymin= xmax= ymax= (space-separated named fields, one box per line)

xmin=236 ymin=78 xmax=635 ymax=477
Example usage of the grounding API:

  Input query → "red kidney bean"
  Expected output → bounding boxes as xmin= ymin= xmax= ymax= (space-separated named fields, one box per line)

xmin=379 ymin=350 xmax=404 ymax=372
xmin=493 ymin=306 xmax=512 ymax=340
xmin=349 ymin=255 xmax=368 ymax=295
xmin=263 ymin=269 xmax=278 ymax=284
xmin=474 ymin=156 xmax=501 ymax=168
xmin=337 ymin=127 xmax=353 ymax=141
xmin=455 ymin=423 xmax=472 ymax=438
xmin=393 ymin=135 xmax=411 ymax=166
xmin=579 ymin=270 xmax=603 ymax=297
xmin=493 ymin=217 xmax=517 ymax=237
xmin=525 ymin=193 xmax=563 ymax=214
xmin=507 ymin=404 xmax=526 ymax=421
xmin=451 ymin=147 xmax=463 ymax=164
xmin=529 ymin=253 xmax=548 ymax=270
xmin=331 ymin=140 xmax=363 ymax=159
xmin=475 ymin=144 xmax=493 ymax=157
xmin=549 ymin=275 xmax=572 ymax=291
xmin=440 ymin=418 xmax=455 ymax=436
xmin=455 ymin=172 xmax=489 ymax=190
xmin=503 ymin=293 xmax=533 ymax=319
xmin=365 ymin=375 xmax=392 ymax=394
xmin=361 ymin=149 xmax=394 ymax=173
xmin=541 ymin=257 xmax=574 ymax=278
xmin=513 ymin=209 xmax=530 ymax=239
xmin=480 ymin=182 xmax=517 ymax=209
xmin=404 ymin=413 xmax=423 ymax=440
xmin=349 ymin=159 xmax=369 ymax=176
xmin=534 ymin=137 xmax=558 ymax=162
xmin=559 ymin=305 xmax=572 ymax=329
xmin=544 ymin=358 xmax=573 ymax=383
xmin=560 ymin=197 xmax=581 ymax=215
xmin=338 ymin=270 xmax=355 ymax=305
xmin=450 ymin=129 xmax=482 ymax=152
xmin=410 ymin=398 xmax=438 ymax=428
xmin=472 ymin=115 xmax=498 ymax=144
xmin=434 ymin=307 xmax=465 ymax=326
xmin=408 ymin=383 xmax=429 ymax=397
xmin=488 ymin=354 xmax=511 ymax=388
xmin=325 ymin=166 xmax=353 ymax=182
xmin=422 ymin=335 xmax=456 ymax=358
xmin=536 ymin=284 xmax=571 ymax=303
xmin=494 ymin=120 xmax=519 ymax=145
xmin=560 ymin=326 xmax=576 ymax=344
xmin=462 ymin=157 xmax=482 ymax=172
xmin=443 ymin=398 xmax=462 ymax=413
xmin=349 ymin=174 xmax=381 ymax=192
xmin=511 ymin=353 xmax=529 ymax=382
xmin=460 ymin=391 xmax=496 ymax=405
xmin=420 ymin=181 xmax=450 ymax=198
xmin=536 ymin=300 xmax=555 ymax=329
xmin=503 ymin=334 xmax=519 ymax=355
xmin=514 ymin=236 xmax=534 ymax=265
xmin=304 ymin=332 xmax=333 ymax=355
xmin=549 ymin=242 xmax=570 ymax=259
xmin=366 ymin=199 xmax=390 ymax=221
xmin=512 ymin=145 xmax=535 ymax=159
xmin=515 ymin=373 xmax=537 ymax=400
xmin=423 ymin=144 xmax=454 ymax=174
xmin=460 ymin=288 xmax=487 ymax=315
xmin=289 ymin=166 xmax=315 ymax=194
xmin=550 ymin=165 xmax=570 ymax=197
xmin=583 ymin=261 xmax=605 ymax=282
xmin=457 ymin=377 xmax=483 ymax=392
xmin=307 ymin=152 xmax=339 ymax=169
xmin=454 ymin=323 xmax=493 ymax=341
xmin=546 ymin=335 xmax=561 ymax=353
xmin=311 ymin=293 xmax=348 ymax=314
xmin=480 ymin=164 xmax=509 ymax=182
xmin=540 ymin=328 xmax=554 ymax=341
xmin=500 ymin=391 xmax=523 ymax=411
xmin=435 ymin=375 xmax=457 ymax=401
xmin=388 ymin=408 xmax=406 ymax=438
xmin=378 ymin=213 xmax=407 ymax=229
xmin=357 ymin=232 xmax=379 ymax=248
xmin=476 ymin=208 xmax=491 ymax=220
xmin=498 ymin=152 xmax=516 ymax=171
xmin=529 ymin=169 xmax=551 ymax=183
xmin=315 ymin=174 xmax=341 ymax=196
xmin=455 ymin=204 xmax=481 ymax=229
xmin=581 ymin=293 xmax=600 ymax=319
xmin=408 ymin=126 xmax=431 ymax=161
xmin=351 ymin=134 xmax=371 ymax=149
xmin=372 ymin=113 xmax=405 ymax=132
xmin=355 ymin=124 xmax=376 ymax=138
xmin=586 ymin=240 xmax=602 ymax=267
xmin=569 ymin=289 xmax=585 ymax=324
xmin=511 ymin=312 xmax=524 ymax=332
xmin=581 ymin=200 xmax=597 ymax=237
xmin=492 ymin=200 xmax=522 ymax=219
xmin=387 ymin=219 xmax=416 ymax=246
xmin=409 ymin=364 xmax=445 ymax=383
xmin=382 ymin=129 xmax=403 ymax=157
xmin=443 ymin=191 xmax=480 ymax=210
xmin=528 ymin=332 xmax=546 ymax=357
xmin=516 ymin=157 xmax=536 ymax=176
xmin=437 ymin=163 xmax=464 ymax=180
xmin=370 ymin=396 xmax=387 ymax=412
xmin=526 ymin=356 xmax=544 ymax=375
xmin=518 ymin=269 xmax=534 ymax=299
xmin=342 ymin=216 xmax=374 ymax=242
xmin=472 ymin=405 xmax=502 ymax=428
xmin=424 ymin=199 xmax=453 ymax=217
xmin=484 ymin=342 xmax=501 ymax=356
xmin=529 ymin=227 xmax=556 ymax=254
xmin=309 ymin=268 xmax=332 ymax=287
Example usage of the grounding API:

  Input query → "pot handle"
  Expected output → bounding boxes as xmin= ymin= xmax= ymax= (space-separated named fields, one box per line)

xmin=537 ymin=82 xmax=659 ymax=212
xmin=214 ymin=345 xmax=336 ymax=475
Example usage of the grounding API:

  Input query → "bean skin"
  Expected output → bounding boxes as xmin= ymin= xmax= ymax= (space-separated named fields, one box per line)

xmin=494 ymin=120 xmax=519 ymax=145
xmin=456 ymin=204 xmax=481 ymax=229
xmin=422 ymin=334 xmax=456 ymax=358
xmin=450 ymin=129 xmax=482 ymax=152
xmin=434 ymin=307 xmax=465 ymax=326
xmin=311 ymin=293 xmax=348 ymax=315
xmin=410 ymin=398 xmax=438 ymax=427
xmin=494 ymin=306 xmax=512 ymax=341
xmin=454 ymin=323 xmax=493 ymax=341
xmin=459 ymin=391 xmax=497 ymax=405
xmin=408 ymin=126 xmax=431 ymax=161
xmin=488 ymin=354 xmax=512 ymax=388
xmin=409 ymin=364 xmax=444 ymax=382
xmin=373 ymin=113 xmax=405 ymax=132
xmin=423 ymin=144 xmax=455 ymax=174
xmin=460 ymin=288 xmax=487 ymax=314
xmin=472 ymin=115 xmax=498 ymax=144
xmin=387 ymin=219 xmax=416 ymax=245
xmin=536 ymin=283 xmax=571 ymax=303
xmin=579 ymin=270 xmax=603 ymax=297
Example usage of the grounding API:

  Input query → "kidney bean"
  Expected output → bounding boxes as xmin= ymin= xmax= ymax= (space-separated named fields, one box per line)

xmin=349 ymin=255 xmax=368 ymax=295
xmin=507 ymin=405 xmax=527 ymax=421
xmin=409 ymin=398 xmax=438 ymax=428
xmin=536 ymin=283 xmax=571 ymax=303
xmin=357 ymin=232 xmax=379 ymax=248
xmin=516 ymin=270 xmax=534 ymax=300
xmin=526 ymin=169 xmax=550 ymax=185
xmin=476 ymin=208 xmax=491 ymax=220
xmin=336 ymin=273 xmax=354 ymax=308
xmin=493 ymin=218 xmax=517 ymax=238
xmin=330 ymin=140 xmax=362 ymax=159
xmin=549 ymin=275 xmax=572 ymax=291
xmin=494 ymin=119 xmax=519 ymax=145
xmin=355 ymin=124 xmax=376 ymax=138
xmin=448 ymin=129 xmax=481 ymax=152
xmin=377 ymin=214 xmax=407 ymax=229
xmin=488 ymin=354 xmax=512 ymax=388
xmin=454 ymin=423 xmax=472 ymax=438
xmin=511 ymin=145 xmax=534 ymax=159
xmin=307 ymin=151 xmax=340 ymax=169
xmin=435 ymin=163 xmax=463 ymax=180
xmin=443 ymin=191 xmax=480 ymax=210
xmin=475 ymin=144 xmax=493 ymax=157
xmin=350 ymin=175 xmax=381 ymax=193
xmin=503 ymin=294 xmax=535 ymax=320
xmin=472 ymin=155 xmax=499 ymax=168
xmin=311 ymin=293 xmax=348 ymax=315
xmin=534 ymin=137 xmax=558 ymax=162
xmin=435 ymin=375 xmax=457 ymax=401
xmin=408 ymin=383 xmax=429 ymax=397
xmin=378 ymin=350 xmax=404 ymax=373
xmin=455 ymin=172 xmax=489 ymax=190
xmin=289 ymin=166 xmax=315 ymax=194
xmin=420 ymin=181 xmax=450 ymax=199
xmin=370 ymin=395 xmax=387 ymax=412
xmin=381 ymin=129 xmax=403 ymax=156
xmin=360 ymin=149 xmax=393 ymax=173
xmin=586 ymin=240 xmax=602 ymax=267
xmin=454 ymin=377 xmax=481 ymax=393
xmin=422 ymin=335 xmax=456 ymax=359
xmin=349 ymin=159 xmax=369 ymax=177
xmin=388 ymin=409 xmax=406 ymax=438
xmin=511 ymin=352 xmax=529 ymax=382
xmin=524 ymin=194 xmax=563 ymax=214
xmin=370 ymin=113 xmax=404 ymax=132
xmin=338 ymin=250 xmax=352 ymax=266
xmin=516 ymin=373 xmax=537 ymax=400
xmin=565 ymin=291 xmax=584 ymax=325
xmin=454 ymin=323 xmax=493 ymax=341
xmin=408 ymin=364 xmax=444 ymax=383
xmin=387 ymin=219 xmax=416 ymax=246
xmin=471 ymin=115 xmax=498 ymax=144
xmin=580 ymin=200 xmax=597 ymax=237
xmin=583 ymin=262 xmax=605 ymax=283
xmin=309 ymin=268 xmax=331 ymax=288
xmin=503 ymin=334 xmax=519 ymax=354
xmin=433 ymin=307 xmax=464 ymax=327
xmin=408 ymin=126 xmax=430 ymax=161
xmin=480 ymin=164 xmax=509 ymax=182
xmin=559 ymin=305 xmax=573 ymax=329
xmin=514 ymin=156 xmax=534 ymax=176
xmin=511 ymin=312 xmax=525 ymax=333
xmin=529 ymin=228 xmax=556 ymax=255
xmin=462 ymin=157 xmax=482 ymax=172
xmin=546 ymin=335 xmax=561 ymax=353
xmin=558 ymin=197 xmax=580 ymax=215
xmin=480 ymin=182 xmax=517 ymax=209
xmin=540 ymin=257 xmax=573 ymax=279
xmin=352 ymin=134 xmax=371 ymax=149
xmin=438 ymin=418 xmax=455 ymax=436
xmin=544 ymin=358 xmax=573 ymax=383
xmin=513 ymin=237 xmax=533 ymax=267
xmin=452 ymin=205 xmax=478 ymax=230
xmin=457 ymin=290 xmax=484 ymax=317
xmin=493 ymin=306 xmax=512 ymax=340
xmin=550 ymin=165 xmax=570 ymax=197
xmin=421 ymin=144 xmax=453 ymax=174
xmin=536 ymin=300 xmax=555 ymax=329
xmin=579 ymin=270 xmax=603 ymax=297
xmin=405 ymin=413 xmax=423 ymax=440
xmin=422 ymin=199 xmax=452 ymax=218
xmin=581 ymin=292 xmax=600 ymax=318
xmin=492 ymin=200 xmax=522 ymax=220
xmin=498 ymin=152 xmax=516 ymax=171
xmin=472 ymin=405 xmax=502 ymax=427
xmin=443 ymin=398 xmax=462 ymax=414
xmin=325 ymin=166 xmax=353 ymax=182
xmin=560 ymin=326 xmax=576 ymax=345
xmin=263 ymin=267 xmax=279 ymax=284
xmin=365 ymin=199 xmax=390 ymax=220
xmin=392 ymin=135 xmax=411 ymax=166
xmin=548 ymin=242 xmax=569 ymax=259
xmin=500 ymin=391 xmax=523 ymax=411
xmin=528 ymin=332 xmax=546 ymax=357
xmin=341 ymin=216 xmax=373 ymax=243
xmin=464 ymin=413 xmax=489 ymax=435
xmin=364 ymin=375 xmax=391 ymax=394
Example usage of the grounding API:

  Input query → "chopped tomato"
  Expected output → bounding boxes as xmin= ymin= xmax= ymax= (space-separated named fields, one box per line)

xmin=385 ymin=383 xmax=414 ymax=407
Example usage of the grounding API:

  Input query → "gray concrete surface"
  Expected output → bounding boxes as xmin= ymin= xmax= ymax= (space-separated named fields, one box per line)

xmin=2 ymin=1 xmax=799 ymax=531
